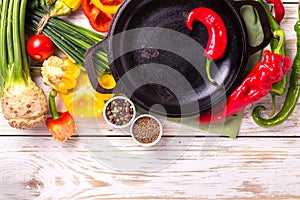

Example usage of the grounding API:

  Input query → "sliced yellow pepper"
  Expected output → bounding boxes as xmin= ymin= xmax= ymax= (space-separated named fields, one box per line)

xmin=99 ymin=73 xmax=116 ymax=89
xmin=41 ymin=56 xmax=81 ymax=94
xmin=90 ymin=0 xmax=121 ymax=14
xmin=61 ymin=0 xmax=81 ymax=11
xmin=60 ymin=72 xmax=114 ymax=118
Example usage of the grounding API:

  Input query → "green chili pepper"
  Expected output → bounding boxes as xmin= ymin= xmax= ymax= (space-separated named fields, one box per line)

xmin=252 ymin=0 xmax=288 ymax=117
xmin=252 ymin=19 xmax=300 ymax=127
xmin=257 ymin=0 xmax=287 ymax=96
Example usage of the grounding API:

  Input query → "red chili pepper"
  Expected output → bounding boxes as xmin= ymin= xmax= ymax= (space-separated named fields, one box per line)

xmin=264 ymin=0 xmax=285 ymax=24
xmin=186 ymin=7 xmax=228 ymax=60
xmin=198 ymin=50 xmax=292 ymax=123
xmin=186 ymin=7 xmax=228 ymax=83
xmin=46 ymin=90 xmax=76 ymax=142
xmin=81 ymin=0 xmax=114 ymax=33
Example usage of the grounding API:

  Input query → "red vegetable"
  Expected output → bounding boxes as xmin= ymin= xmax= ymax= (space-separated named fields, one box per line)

xmin=186 ymin=7 xmax=228 ymax=60
xmin=265 ymin=0 xmax=285 ymax=24
xmin=186 ymin=7 xmax=228 ymax=83
xmin=198 ymin=50 xmax=292 ymax=123
xmin=46 ymin=90 xmax=76 ymax=142
xmin=26 ymin=34 xmax=54 ymax=62
xmin=81 ymin=0 xmax=114 ymax=33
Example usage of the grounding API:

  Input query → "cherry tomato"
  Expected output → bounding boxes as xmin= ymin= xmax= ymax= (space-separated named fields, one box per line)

xmin=26 ymin=34 xmax=54 ymax=62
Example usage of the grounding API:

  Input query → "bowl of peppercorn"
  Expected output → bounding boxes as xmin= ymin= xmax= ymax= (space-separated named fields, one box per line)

xmin=130 ymin=114 xmax=163 ymax=147
xmin=103 ymin=96 xmax=136 ymax=128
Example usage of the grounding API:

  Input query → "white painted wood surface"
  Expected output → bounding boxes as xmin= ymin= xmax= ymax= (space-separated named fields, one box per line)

xmin=1 ymin=1 xmax=300 ymax=199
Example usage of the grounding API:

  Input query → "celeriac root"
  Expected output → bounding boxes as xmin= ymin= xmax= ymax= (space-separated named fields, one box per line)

xmin=1 ymin=81 xmax=48 ymax=130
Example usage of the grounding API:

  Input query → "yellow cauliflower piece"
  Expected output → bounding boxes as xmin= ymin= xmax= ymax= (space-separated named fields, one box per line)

xmin=41 ymin=56 xmax=81 ymax=94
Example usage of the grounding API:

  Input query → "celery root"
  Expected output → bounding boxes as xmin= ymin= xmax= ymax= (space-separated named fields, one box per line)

xmin=0 ymin=0 xmax=48 ymax=129
xmin=1 ymin=82 xmax=48 ymax=129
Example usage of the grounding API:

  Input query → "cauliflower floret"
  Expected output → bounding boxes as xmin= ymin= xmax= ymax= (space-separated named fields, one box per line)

xmin=41 ymin=56 xmax=81 ymax=94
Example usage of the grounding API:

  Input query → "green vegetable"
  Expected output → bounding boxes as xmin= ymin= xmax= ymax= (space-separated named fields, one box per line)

xmin=0 ymin=0 xmax=48 ymax=129
xmin=252 ymin=2 xmax=300 ymax=127
xmin=26 ymin=9 xmax=109 ymax=75
xmin=28 ymin=0 xmax=56 ymax=10
xmin=257 ymin=0 xmax=287 ymax=99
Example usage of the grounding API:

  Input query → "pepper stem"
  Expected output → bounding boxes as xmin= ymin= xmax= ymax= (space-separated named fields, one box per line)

xmin=269 ymin=94 xmax=277 ymax=117
xmin=49 ymin=89 xmax=60 ymax=120
xmin=206 ymin=58 xmax=216 ymax=84
xmin=273 ymin=30 xmax=285 ymax=54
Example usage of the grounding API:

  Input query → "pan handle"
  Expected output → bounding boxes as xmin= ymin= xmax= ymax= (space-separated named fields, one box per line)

xmin=234 ymin=0 xmax=272 ymax=55
xmin=85 ymin=38 xmax=114 ymax=94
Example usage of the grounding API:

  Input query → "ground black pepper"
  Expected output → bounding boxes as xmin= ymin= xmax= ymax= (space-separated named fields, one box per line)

xmin=105 ymin=98 xmax=134 ymax=126
xmin=132 ymin=116 xmax=160 ymax=144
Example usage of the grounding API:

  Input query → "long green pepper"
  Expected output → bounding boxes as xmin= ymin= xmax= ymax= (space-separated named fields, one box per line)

xmin=257 ymin=0 xmax=287 ymax=98
xmin=252 ymin=2 xmax=300 ymax=127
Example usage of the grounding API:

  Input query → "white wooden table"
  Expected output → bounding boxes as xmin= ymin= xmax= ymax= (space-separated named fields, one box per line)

xmin=1 ymin=1 xmax=300 ymax=199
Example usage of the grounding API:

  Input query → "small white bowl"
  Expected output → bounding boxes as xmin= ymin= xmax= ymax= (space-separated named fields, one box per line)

xmin=103 ymin=96 xmax=136 ymax=129
xmin=130 ymin=114 xmax=163 ymax=147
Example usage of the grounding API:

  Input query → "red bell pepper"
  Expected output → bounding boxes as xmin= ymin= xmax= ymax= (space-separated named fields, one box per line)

xmin=46 ymin=90 xmax=76 ymax=142
xmin=82 ymin=0 xmax=114 ymax=32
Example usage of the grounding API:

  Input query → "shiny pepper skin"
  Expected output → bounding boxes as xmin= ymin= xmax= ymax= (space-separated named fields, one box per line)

xmin=265 ymin=0 xmax=285 ymax=24
xmin=198 ymin=50 xmax=292 ymax=123
xmin=186 ymin=7 xmax=228 ymax=60
xmin=46 ymin=111 xmax=76 ymax=142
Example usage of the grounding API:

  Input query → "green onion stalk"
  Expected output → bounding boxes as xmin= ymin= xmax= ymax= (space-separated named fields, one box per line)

xmin=26 ymin=9 xmax=110 ymax=76
xmin=0 ymin=0 xmax=48 ymax=129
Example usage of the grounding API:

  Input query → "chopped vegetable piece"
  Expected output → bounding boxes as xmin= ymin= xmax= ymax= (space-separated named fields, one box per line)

xmin=90 ymin=0 xmax=123 ymax=14
xmin=59 ymin=72 xmax=114 ymax=118
xmin=99 ymin=73 xmax=116 ymax=89
xmin=81 ymin=0 xmax=114 ymax=32
xmin=41 ymin=56 xmax=81 ymax=94
xmin=46 ymin=90 xmax=76 ymax=142
xmin=50 ymin=0 xmax=82 ymax=16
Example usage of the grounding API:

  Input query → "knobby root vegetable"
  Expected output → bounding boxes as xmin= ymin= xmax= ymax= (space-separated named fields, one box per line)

xmin=1 ymin=82 xmax=48 ymax=129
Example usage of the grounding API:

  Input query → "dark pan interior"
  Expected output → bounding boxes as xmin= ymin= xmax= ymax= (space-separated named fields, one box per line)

xmin=110 ymin=0 xmax=248 ymax=117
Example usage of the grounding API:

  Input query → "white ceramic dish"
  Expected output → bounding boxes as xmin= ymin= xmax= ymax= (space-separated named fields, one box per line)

xmin=103 ymin=96 xmax=136 ymax=129
xmin=130 ymin=114 xmax=163 ymax=147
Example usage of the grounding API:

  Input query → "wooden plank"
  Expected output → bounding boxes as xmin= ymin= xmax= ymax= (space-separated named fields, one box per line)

xmin=1 ymin=136 xmax=300 ymax=199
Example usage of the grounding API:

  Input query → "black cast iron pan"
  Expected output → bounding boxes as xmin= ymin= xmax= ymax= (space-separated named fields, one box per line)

xmin=85 ymin=0 xmax=271 ymax=118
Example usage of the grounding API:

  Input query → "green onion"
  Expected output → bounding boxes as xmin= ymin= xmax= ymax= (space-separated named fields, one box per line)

xmin=26 ymin=9 xmax=110 ymax=74
xmin=0 ymin=0 xmax=48 ymax=130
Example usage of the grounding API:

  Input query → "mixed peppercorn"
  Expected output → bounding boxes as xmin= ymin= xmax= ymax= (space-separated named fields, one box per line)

xmin=105 ymin=97 xmax=135 ymax=127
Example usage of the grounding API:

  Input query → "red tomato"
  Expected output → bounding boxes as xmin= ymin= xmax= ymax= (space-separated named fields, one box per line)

xmin=26 ymin=35 xmax=54 ymax=62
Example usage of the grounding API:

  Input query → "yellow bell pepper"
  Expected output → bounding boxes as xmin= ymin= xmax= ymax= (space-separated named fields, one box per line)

xmin=90 ymin=0 xmax=121 ymax=14
xmin=51 ymin=0 xmax=81 ymax=16
xmin=60 ymin=72 xmax=115 ymax=118
xmin=41 ymin=56 xmax=81 ymax=94
xmin=61 ymin=0 xmax=81 ymax=11
xmin=99 ymin=73 xmax=116 ymax=89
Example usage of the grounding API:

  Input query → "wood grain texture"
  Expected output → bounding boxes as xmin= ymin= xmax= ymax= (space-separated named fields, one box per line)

xmin=1 ymin=137 xmax=300 ymax=199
